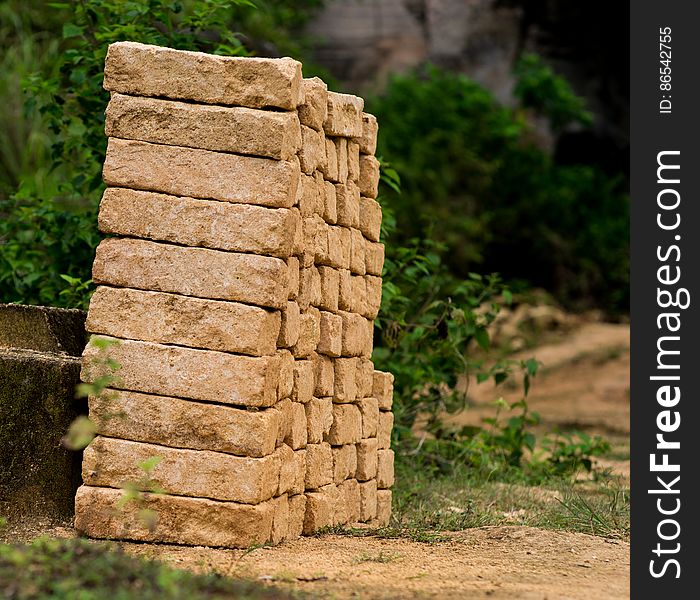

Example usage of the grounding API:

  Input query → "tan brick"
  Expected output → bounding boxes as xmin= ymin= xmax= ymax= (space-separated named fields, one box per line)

xmin=291 ymin=311 xmax=320 ymax=358
xmin=75 ymin=485 xmax=275 ymax=548
xmin=361 ymin=317 xmax=375 ymax=358
xmin=378 ymin=411 xmax=394 ymax=450
xmin=305 ymin=396 xmax=333 ymax=444
xmin=373 ymin=370 xmax=395 ymax=411
xmin=338 ymin=269 xmax=352 ymax=312
xmin=358 ymin=155 xmax=380 ymax=199
xmin=359 ymin=196 xmax=382 ymax=242
xmin=305 ymin=442 xmax=333 ymax=489
xmin=318 ymin=266 xmax=340 ymax=312
xmin=92 ymin=238 xmax=288 ymax=310
xmin=327 ymin=225 xmax=351 ymax=269
xmin=338 ymin=311 xmax=372 ymax=357
xmin=351 ymin=275 xmax=368 ymax=316
xmin=272 ymin=398 xmax=293 ymax=446
xmin=327 ymin=404 xmax=362 ymax=445
xmin=104 ymin=41 xmax=303 ymax=110
xmin=355 ymin=437 xmax=378 ymax=481
xmin=106 ymin=93 xmax=301 ymax=160
xmin=332 ymin=443 xmax=357 ymax=483
xmin=347 ymin=140 xmax=360 ymax=182
xmin=299 ymin=125 xmax=327 ymax=174
xmin=298 ymin=77 xmax=328 ymax=131
xmin=358 ymin=479 xmax=378 ymax=522
xmin=323 ymin=137 xmax=338 ymax=182
xmin=298 ymin=173 xmax=322 ymax=218
xmin=312 ymin=353 xmax=335 ymax=397
xmin=278 ymin=301 xmax=300 ymax=348
xmin=340 ymin=478 xmax=361 ymax=523
xmin=83 ymin=436 xmax=280 ymax=504
xmin=358 ymin=113 xmax=378 ymax=155
xmin=375 ymin=490 xmax=392 ymax=526
xmin=292 ymin=360 xmax=314 ymax=404
xmin=288 ymin=493 xmax=307 ymax=539
xmin=290 ymin=450 xmax=307 ymax=495
xmin=330 ymin=483 xmax=348 ymax=526
xmin=324 ymin=92 xmax=364 ymax=138
xmin=321 ymin=180 xmax=337 ymax=224
xmin=334 ymin=137 xmax=349 ymax=183
xmin=86 ymin=287 xmax=279 ymax=357
xmin=303 ymin=484 xmax=335 ymax=533
xmin=377 ymin=449 xmax=395 ymax=489
xmin=335 ymin=182 xmax=360 ymax=228
xmin=365 ymin=275 xmax=382 ymax=319
xmin=83 ymin=336 xmax=281 ymax=407
xmin=277 ymin=349 xmax=294 ymax=400
xmin=98 ymin=188 xmax=298 ymax=259
xmin=270 ymin=494 xmax=289 ymax=544
xmin=301 ymin=215 xmax=324 ymax=270
xmin=357 ymin=398 xmax=379 ymax=439
xmin=277 ymin=444 xmax=296 ymax=495
xmin=299 ymin=267 xmax=321 ymax=310
xmin=287 ymin=256 xmax=300 ymax=300
xmin=350 ymin=229 xmax=366 ymax=275
xmin=104 ymin=138 xmax=299 ymax=209
xmin=318 ymin=311 xmax=342 ymax=357
xmin=334 ymin=357 xmax=358 ymax=403
xmin=89 ymin=390 xmax=279 ymax=458
xmin=285 ymin=401 xmax=308 ymax=450
xmin=365 ymin=240 xmax=385 ymax=276
xmin=356 ymin=359 xmax=375 ymax=398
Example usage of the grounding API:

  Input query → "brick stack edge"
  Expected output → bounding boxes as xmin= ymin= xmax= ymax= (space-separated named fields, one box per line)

xmin=73 ymin=42 xmax=395 ymax=548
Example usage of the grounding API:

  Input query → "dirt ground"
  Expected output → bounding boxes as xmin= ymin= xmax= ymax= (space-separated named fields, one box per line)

xmin=5 ymin=319 xmax=631 ymax=599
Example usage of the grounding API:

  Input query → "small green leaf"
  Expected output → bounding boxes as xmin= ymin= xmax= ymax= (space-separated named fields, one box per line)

xmin=62 ymin=23 xmax=84 ymax=38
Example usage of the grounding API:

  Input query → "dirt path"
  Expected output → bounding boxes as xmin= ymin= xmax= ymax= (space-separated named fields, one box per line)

xmin=122 ymin=527 xmax=629 ymax=599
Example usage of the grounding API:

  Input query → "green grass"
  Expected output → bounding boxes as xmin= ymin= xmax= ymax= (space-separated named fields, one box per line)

xmin=0 ymin=537 xmax=299 ymax=600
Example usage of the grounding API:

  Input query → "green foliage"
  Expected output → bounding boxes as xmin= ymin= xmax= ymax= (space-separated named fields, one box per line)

xmin=0 ymin=0 xmax=322 ymax=307
xmin=0 ymin=537 xmax=294 ymax=599
xmin=368 ymin=64 xmax=629 ymax=313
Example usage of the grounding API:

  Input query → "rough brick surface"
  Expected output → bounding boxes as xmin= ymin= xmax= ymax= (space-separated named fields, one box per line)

xmin=324 ymin=92 xmax=364 ymax=137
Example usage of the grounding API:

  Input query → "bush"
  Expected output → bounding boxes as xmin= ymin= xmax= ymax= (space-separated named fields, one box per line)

xmin=368 ymin=60 xmax=629 ymax=313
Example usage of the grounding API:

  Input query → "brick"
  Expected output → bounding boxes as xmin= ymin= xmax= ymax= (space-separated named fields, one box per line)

xmin=87 ymin=286 xmax=280 ymax=357
xmin=318 ymin=266 xmax=340 ymax=312
xmin=278 ymin=301 xmax=300 ymax=348
xmin=83 ymin=336 xmax=281 ymax=408
xmin=332 ymin=443 xmax=357 ymax=483
xmin=335 ymin=182 xmax=360 ymax=228
xmin=377 ymin=411 xmax=394 ymax=450
xmin=365 ymin=275 xmax=382 ymax=319
xmin=98 ymin=188 xmax=298 ymax=259
xmin=312 ymin=354 xmax=335 ymax=397
xmin=288 ymin=493 xmax=307 ymax=539
xmin=350 ymin=229 xmax=366 ymax=275
xmin=351 ymin=275 xmax=368 ymax=317
xmin=272 ymin=398 xmax=293 ymax=446
xmin=355 ymin=438 xmax=378 ymax=481
xmin=373 ymin=370 xmax=395 ymax=411
xmin=323 ymin=137 xmax=338 ymax=182
xmin=376 ymin=490 xmax=392 ymax=526
xmin=277 ymin=444 xmax=296 ymax=495
xmin=284 ymin=401 xmax=308 ymax=450
xmin=303 ymin=484 xmax=335 ymax=533
xmin=298 ymin=77 xmax=328 ymax=131
xmin=83 ymin=436 xmax=280 ymax=504
xmin=291 ymin=311 xmax=320 ymax=358
xmin=338 ymin=269 xmax=352 ymax=312
xmin=322 ymin=180 xmax=337 ymax=224
xmin=290 ymin=450 xmax=307 ymax=495
xmin=104 ymin=139 xmax=299 ymax=209
xmin=358 ymin=479 xmax=377 ymax=522
xmin=287 ymin=257 xmax=300 ymax=300
xmin=365 ymin=240 xmax=385 ymax=276
xmin=104 ymin=41 xmax=303 ymax=110
xmin=299 ymin=125 xmax=327 ymax=174
xmin=327 ymin=404 xmax=362 ymax=445
xmin=377 ymin=449 xmax=395 ymax=489
xmin=92 ymin=238 xmax=288 ymax=310
xmin=330 ymin=483 xmax=348 ymax=526
xmin=327 ymin=226 xmax=350 ymax=269
xmin=340 ymin=478 xmax=361 ymax=523
xmin=299 ymin=266 xmax=321 ymax=310
xmin=305 ymin=442 xmax=333 ymax=489
xmin=358 ymin=155 xmax=380 ymax=199
xmin=338 ymin=311 xmax=372 ymax=357
xmin=88 ymin=390 xmax=279 ymax=458
xmin=106 ymin=93 xmax=301 ymax=160
xmin=334 ymin=137 xmax=348 ymax=183
xmin=277 ymin=349 xmax=294 ymax=400
xmin=358 ymin=113 xmax=378 ymax=155
xmin=270 ymin=494 xmax=289 ymax=544
xmin=292 ymin=360 xmax=314 ymax=403
xmin=356 ymin=359 xmax=375 ymax=398
xmin=359 ymin=196 xmax=382 ymax=242
xmin=334 ymin=357 xmax=358 ymax=403
xmin=324 ymin=92 xmax=364 ymax=138
xmin=357 ymin=398 xmax=379 ymax=439
xmin=298 ymin=174 xmax=322 ymax=218
xmin=74 ymin=485 xmax=275 ymax=548
xmin=301 ymin=216 xmax=324 ymax=270
xmin=318 ymin=311 xmax=342 ymax=357
xmin=347 ymin=140 xmax=360 ymax=182
xmin=305 ymin=396 xmax=333 ymax=444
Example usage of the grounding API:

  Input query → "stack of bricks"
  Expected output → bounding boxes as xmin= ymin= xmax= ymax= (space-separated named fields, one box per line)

xmin=74 ymin=42 xmax=395 ymax=548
